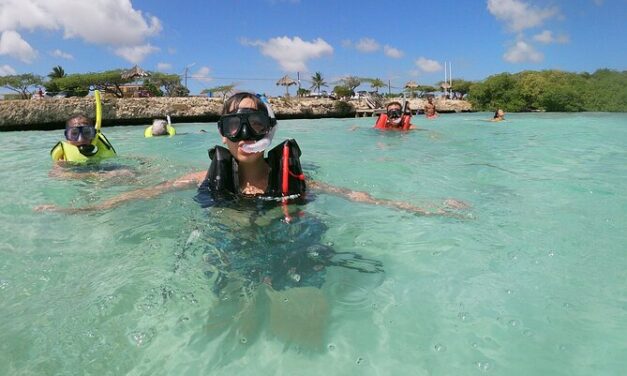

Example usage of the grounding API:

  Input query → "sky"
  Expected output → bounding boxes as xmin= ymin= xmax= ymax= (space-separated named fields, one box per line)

xmin=0 ymin=0 xmax=626 ymax=96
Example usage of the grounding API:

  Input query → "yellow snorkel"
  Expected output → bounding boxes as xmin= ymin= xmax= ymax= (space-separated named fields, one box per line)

xmin=95 ymin=89 xmax=102 ymax=131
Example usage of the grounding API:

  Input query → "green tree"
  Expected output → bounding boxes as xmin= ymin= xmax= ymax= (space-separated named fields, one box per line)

xmin=50 ymin=70 xmax=133 ymax=97
xmin=47 ymin=65 xmax=66 ymax=79
xmin=147 ymin=72 xmax=186 ymax=97
xmin=310 ymin=72 xmax=327 ymax=94
xmin=0 ymin=74 xmax=44 ymax=99
xmin=340 ymin=76 xmax=361 ymax=92
xmin=450 ymin=79 xmax=474 ymax=96
xmin=297 ymin=88 xmax=311 ymax=97
xmin=333 ymin=85 xmax=352 ymax=99
xmin=202 ymin=84 xmax=236 ymax=100
xmin=369 ymin=78 xmax=385 ymax=93
xmin=144 ymin=82 xmax=163 ymax=97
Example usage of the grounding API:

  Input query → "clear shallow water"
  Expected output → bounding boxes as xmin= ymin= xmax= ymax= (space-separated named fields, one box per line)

xmin=1 ymin=113 xmax=626 ymax=375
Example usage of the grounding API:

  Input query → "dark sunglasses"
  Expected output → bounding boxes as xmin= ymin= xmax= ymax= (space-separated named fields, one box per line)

xmin=65 ymin=125 xmax=96 ymax=141
xmin=217 ymin=109 xmax=276 ymax=142
xmin=387 ymin=109 xmax=402 ymax=119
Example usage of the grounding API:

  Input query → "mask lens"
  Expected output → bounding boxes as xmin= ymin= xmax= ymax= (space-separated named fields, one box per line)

xmin=65 ymin=125 xmax=95 ymax=141
xmin=81 ymin=126 xmax=96 ymax=139
xmin=387 ymin=109 xmax=401 ymax=119
xmin=66 ymin=127 xmax=81 ymax=141
xmin=247 ymin=113 xmax=270 ymax=135
xmin=220 ymin=115 xmax=242 ymax=138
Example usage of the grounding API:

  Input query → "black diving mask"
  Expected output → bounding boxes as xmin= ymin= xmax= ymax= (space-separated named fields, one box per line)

xmin=387 ymin=109 xmax=402 ymax=119
xmin=218 ymin=109 xmax=276 ymax=142
xmin=65 ymin=125 xmax=96 ymax=141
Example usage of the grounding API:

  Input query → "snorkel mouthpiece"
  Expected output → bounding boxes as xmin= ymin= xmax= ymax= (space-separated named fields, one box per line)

xmin=78 ymin=144 xmax=98 ymax=156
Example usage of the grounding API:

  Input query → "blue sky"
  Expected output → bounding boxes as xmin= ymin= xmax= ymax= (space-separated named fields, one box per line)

xmin=0 ymin=0 xmax=625 ymax=96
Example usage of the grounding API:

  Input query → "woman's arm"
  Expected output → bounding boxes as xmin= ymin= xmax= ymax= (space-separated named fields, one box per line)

xmin=36 ymin=171 xmax=206 ymax=213
xmin=308 ymin=179 xmax=468 ymax=217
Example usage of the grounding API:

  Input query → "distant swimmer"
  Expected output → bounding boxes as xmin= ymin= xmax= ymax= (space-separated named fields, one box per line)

xmin=424 ymin=96 xmax=438 ymax=119
xmin=374 ymin=102 xmax=416 ymax=130
xmin=491 ymin=109 xmax=506 ymax=122
xmin=51 ymin=91 xmax=116 ymax=163
xmin=145 ymin=115 xmax=176 ymax=137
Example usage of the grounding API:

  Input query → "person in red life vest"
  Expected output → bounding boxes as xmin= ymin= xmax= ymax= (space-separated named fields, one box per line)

xmin=374 ymin=101 xmax=415 ymax=130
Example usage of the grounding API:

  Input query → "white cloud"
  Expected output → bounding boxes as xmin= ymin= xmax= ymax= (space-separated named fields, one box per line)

xmin=487 ymin=0 xmax=560 ymax=32
xmin=0 ymin=0 xmax=161 ymax=63
xmin=383 ymin=45 xmax=403 ymax=58
xmin=533 ymin=30 xmax=569 ymax=44
xmin=114 ymin=44 xmax=159 ymax=64
xmin=193 ymin=66 xmax=212 ymax=83
xmin=0 ymin=64 xmax=17 ymax=76
xmin=415 ymin=57 xmax=442 ymax=73
xmin=50 ymin=48 xmax=73 ymax=59
xmin=0 ymin=30 xmax=37 ymax=63
xmin=243 ymin=36 xmax=333 ymax=72
xmin=355 ymin=38 xmax=379 ymax=53
xmin=592 ymin=0 xmax=604 ymax=5
xmin=503 ymin=40 xmax=543 ymax=63
xmin=156 ymin=62 xmax=172 ymax=71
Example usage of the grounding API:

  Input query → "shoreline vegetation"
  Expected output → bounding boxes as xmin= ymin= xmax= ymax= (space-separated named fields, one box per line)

xmin=1 ymin=68 xmax=625 ymax=131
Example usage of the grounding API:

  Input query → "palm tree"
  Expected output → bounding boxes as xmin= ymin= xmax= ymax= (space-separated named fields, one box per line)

xmin=310 ymin=72 xmax=327 ymax=94
xmin=47 ymin=65 xmax=66 ymax=79
xmin=369 ymin=78 xmax=385 ymax=93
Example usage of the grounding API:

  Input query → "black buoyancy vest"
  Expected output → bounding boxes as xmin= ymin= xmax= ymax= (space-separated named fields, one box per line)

xmin=200 ymin=139 xmax=306 ymax=199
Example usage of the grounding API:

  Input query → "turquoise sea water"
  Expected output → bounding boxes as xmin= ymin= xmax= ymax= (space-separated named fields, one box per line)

xmin=1 ymin=113 xmax=626 ymax=375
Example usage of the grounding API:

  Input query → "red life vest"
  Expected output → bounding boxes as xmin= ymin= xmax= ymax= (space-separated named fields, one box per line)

xmin=374 ymin=113 xmax=412 ymax=130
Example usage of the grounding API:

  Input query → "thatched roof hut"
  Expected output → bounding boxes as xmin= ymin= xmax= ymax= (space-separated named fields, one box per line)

xmin=276 ymin=75 xmax=297 ymax=96
xmin=121 ymin=65 xmax=151 ymax=80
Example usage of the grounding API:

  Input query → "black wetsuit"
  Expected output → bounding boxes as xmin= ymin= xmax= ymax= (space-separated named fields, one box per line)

xmin=191 ymin=140 xmax=382 ymax=292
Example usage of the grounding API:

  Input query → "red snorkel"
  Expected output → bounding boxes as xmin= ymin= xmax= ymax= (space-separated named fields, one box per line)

xmin=281 ymin=143 xmax=305 ymax=223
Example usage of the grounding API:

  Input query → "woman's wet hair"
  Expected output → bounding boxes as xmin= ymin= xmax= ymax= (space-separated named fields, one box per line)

xmin=222 ymin=92 xmax=270 ymax=115
xmin=386 ymin=101 xmax=402 ymax=110
xmin=66 ymin=114 xmax=93 ymax=127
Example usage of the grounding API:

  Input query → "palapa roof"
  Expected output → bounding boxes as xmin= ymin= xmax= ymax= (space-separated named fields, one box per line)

xmin=440 ymin=82 xmax=452 ymax=89
xmin=121 ymin=65 xmax=151 ymax=80
xmin=404 ymin=81 xmax=419 ymax=89
xmin=276 ymin=75 xmax=297 ymax=86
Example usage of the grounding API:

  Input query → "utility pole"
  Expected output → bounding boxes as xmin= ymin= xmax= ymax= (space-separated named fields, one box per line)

xmin=388 ymin=80 xmax=391 ymax=95
xmin=183 ymin=63 xmax=195 ymax=89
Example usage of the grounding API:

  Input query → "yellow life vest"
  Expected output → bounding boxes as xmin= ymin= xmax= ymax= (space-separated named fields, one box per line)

xmin=50 ymin=133 xmax=117 ymax=163
xmin=144 ymin=124 xmax=176 ymax=137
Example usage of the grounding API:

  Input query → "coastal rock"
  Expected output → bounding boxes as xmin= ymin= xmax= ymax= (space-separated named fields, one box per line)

xmin=0 ymin=96 xmax=472 ymax=131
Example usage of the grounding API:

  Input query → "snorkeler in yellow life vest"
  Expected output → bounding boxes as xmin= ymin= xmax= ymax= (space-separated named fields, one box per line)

xmin=50 ymin=90 xmax=117 ymax=163
xmin=144 ymin=115 xmax=176 ymax=137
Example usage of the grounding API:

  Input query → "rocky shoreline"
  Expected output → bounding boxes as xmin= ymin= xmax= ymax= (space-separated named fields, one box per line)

xmin=0 ymin=96 xmax=472 ymax=131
